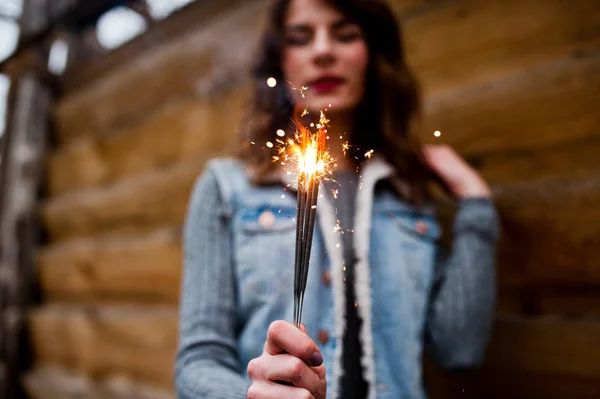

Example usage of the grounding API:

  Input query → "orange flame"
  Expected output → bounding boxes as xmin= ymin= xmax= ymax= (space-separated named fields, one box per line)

xmin=273 ymin=106 xmax=333 ymax=183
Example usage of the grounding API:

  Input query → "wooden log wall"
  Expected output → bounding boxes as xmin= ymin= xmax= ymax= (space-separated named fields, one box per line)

xmin=25 ymin=0 xmax=600 ymax=397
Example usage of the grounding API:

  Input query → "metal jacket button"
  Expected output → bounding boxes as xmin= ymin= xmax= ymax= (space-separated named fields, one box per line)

xmin=257 ymin=210 xmax=276 ymax=228
xmin=317 ymin=329 xmax=329 ymax=345
xmin=322 ymin=270 xmax=332 ymax=286
xmin=415 ymin=220 xmax=428 ymax=235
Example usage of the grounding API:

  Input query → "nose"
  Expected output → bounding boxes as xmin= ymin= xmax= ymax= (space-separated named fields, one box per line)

xmin=312 ymin=28 xmax=335 ymax=66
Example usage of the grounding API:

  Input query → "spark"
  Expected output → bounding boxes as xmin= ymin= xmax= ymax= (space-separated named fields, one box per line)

xmin=342 ymin=141 xmax=351 ymax=156
xmin=266 ymin=141 xmax=274 ymax=148
xmin=301 ymin=108 xmax=309 ymax=117
xmin=365 ymin=149 xmax=375 ymax=159
xmin=289 ymin=81 xmax=309 ymax=98
xmin=434 ymin=130 xmax=441 ymax=137
xmin=333 ymin=219 xmax=342 ymax=233
xmin=319 ymin=111 xmax=330 ymax=127
xmin=277 ymin=129 xmax=286 ymax=137
xmin=267 ymin=77 xmax=277 ymax=87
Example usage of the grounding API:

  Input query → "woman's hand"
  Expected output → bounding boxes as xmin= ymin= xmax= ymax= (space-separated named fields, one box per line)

xmin=422 ymin=145 xmax=492 ymax=199
xmin=247 ymin=320 xmax=327 ymax=399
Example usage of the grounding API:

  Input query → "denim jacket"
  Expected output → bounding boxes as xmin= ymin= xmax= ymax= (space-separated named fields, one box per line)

xmin=175 ymin=157 xmax=499 ymax=399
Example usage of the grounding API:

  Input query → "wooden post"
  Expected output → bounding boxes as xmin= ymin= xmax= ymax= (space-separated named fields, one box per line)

xmin=0 ymin=72 xmax=50 ymax=399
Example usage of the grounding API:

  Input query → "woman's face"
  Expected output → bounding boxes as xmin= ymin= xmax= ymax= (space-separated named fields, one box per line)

xmin=282 ymin=0 xmax=369 ymax=113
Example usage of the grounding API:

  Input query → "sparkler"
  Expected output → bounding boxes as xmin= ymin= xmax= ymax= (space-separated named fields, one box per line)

xmin=291 ymin=112 xmax=328 ymax=328
xmin=273 ymin=106 xmax=331 ymax=328
xmin=269 ymin=83 xmax=374 ymax=328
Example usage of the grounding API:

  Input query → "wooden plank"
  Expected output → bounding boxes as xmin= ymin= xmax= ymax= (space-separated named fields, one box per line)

xmin=24 ymin=365 xmax=174 ymax=399
xmin=421 ymin=52 xmax=600 ymax=154
xmin=495 ymin=177 xmax=600 ymax=287
xmin=425 ymin=317 xmax=600 ymax=398
xmin=402 ymin=0 xmax=600 ymax=95
xmin=486 ymin=317 xmax=600 ymax=378
xmin=498 ymin=286 xmax=600 ymax=318
xmin=534 ymin=288 xmax=600 ymax=318
xmin=37 ymin=227 xmax=181 ymax=303
xmin=41 ymin=157 xmax=205 ymax=243
xmin=468 ymin=135 xmax=600 ymax=186
xmin=29 ymin=305 xmax=177 ymax=388
xmin=47 ymin=86 xmax=247 ymax=196
xmin=426 ymin=368 xmax=600 ymax=399
xmin=53 ymin=0 xmax=268 ymax=145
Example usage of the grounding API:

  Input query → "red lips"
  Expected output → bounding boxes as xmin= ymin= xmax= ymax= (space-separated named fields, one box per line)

xmin=309 ymin=75 xmax=346 ymax=92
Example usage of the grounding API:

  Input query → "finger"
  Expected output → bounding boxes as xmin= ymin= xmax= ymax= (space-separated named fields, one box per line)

xmin=248 ymin=381 xmax=315 ymax=399
xmin=265 ymin=353 xmax=320 ymax=394
xmin=299 ymin=323 xmax=308 ymax=334
xmin=265 ymin=321 xmax=323 ymax=367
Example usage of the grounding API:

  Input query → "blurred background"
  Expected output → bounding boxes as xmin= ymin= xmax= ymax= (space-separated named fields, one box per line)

xmin=0 ymin=0 xmax=599 ymax=398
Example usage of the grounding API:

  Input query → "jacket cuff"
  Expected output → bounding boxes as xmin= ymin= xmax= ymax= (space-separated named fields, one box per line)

xmin=454 ymin=197 xmax=500 ymax=242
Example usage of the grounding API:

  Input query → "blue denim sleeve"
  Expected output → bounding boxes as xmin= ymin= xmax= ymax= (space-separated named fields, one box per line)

xmin=175 ymin=169 xmax=250 ymax=398
xmin=425 ymin=197 xmax=500 ymax=370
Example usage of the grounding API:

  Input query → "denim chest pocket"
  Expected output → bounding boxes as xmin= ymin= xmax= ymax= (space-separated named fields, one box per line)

xmin=234 ymin=205 xmax=297 ymax=310
xmin=387 ymin=209 xmax=440 ymax=286
xmin=372 ymin=207 xmax=441 ymax=323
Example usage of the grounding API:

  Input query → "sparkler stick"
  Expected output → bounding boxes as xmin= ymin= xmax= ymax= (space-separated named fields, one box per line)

xmin=293 ymin=125 xmax=328 ymax=328
xmin=293 ymin=167 xmax=306 ymax=325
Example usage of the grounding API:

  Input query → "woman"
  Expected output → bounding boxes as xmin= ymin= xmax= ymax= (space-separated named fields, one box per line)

xmin=175 ymin=0 xmax=499 ymax=398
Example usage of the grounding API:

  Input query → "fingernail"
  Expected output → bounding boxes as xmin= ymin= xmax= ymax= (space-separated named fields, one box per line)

xmin=311 ymin=351 xmax=323 ymax=367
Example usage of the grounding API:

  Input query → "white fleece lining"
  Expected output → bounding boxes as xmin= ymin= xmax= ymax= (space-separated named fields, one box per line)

xmin=315 ymin=192 xmax=346 ymax=399
xmin=354 ymin=157 xmax=394 ymax=399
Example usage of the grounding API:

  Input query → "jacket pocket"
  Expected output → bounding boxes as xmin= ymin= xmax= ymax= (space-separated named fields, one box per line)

xmin=373 ymin=209 xmax=440 ymax=324
xmin=234 ymin=206 xmax=297 ymax=309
